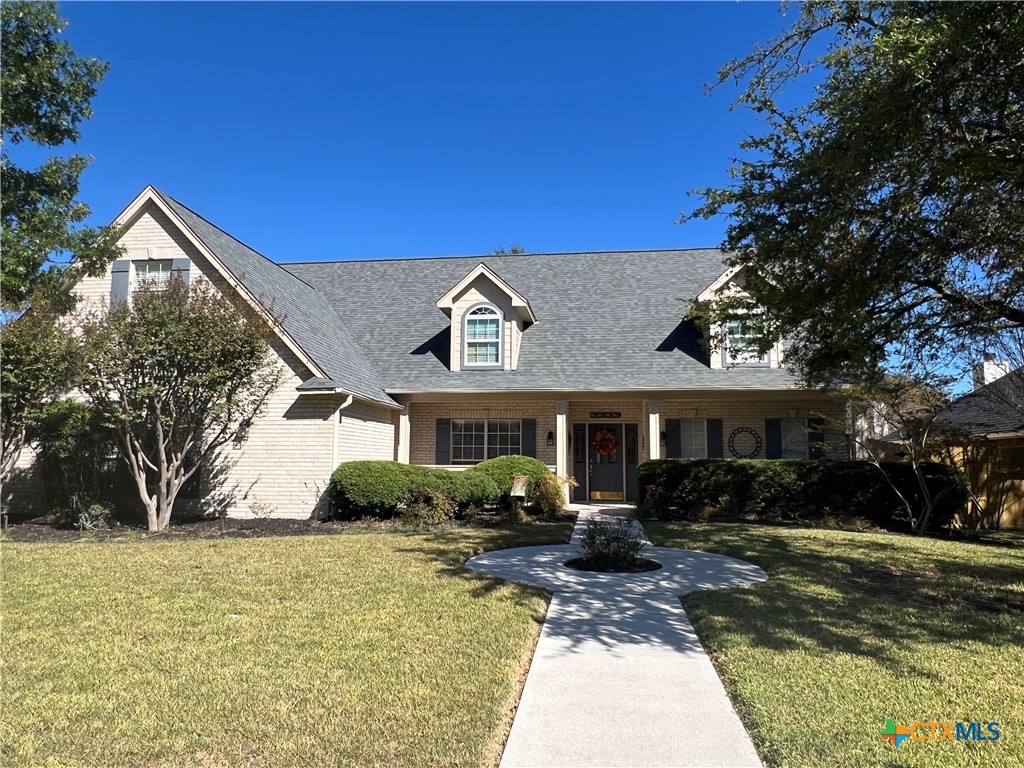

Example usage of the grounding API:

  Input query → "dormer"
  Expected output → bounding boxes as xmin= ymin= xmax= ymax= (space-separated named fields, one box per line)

xmin=436 ymin=263 xmax=537 ymax=372
xmin=695 ymin=266 xmax=785 ymax=370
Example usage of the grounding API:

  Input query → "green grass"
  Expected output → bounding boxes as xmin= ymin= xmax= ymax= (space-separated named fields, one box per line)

xmin=646 ymin=522 xmax=1024 ymax=768
xmin=1 ymin=523 xmax=571 ymax=768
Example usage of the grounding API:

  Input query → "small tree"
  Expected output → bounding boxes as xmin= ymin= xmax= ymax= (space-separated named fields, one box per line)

xmin=81 ymin=279 xmax=283 ymax=531
xmin=0 ymin=305 xmax=81 ymax=482
xmin=845 ymin=374 xmax=960 ymax=533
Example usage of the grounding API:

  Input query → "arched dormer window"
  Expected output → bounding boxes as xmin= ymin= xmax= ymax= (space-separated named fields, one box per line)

xmin=464 ymin=304 xmax=502 ymax=368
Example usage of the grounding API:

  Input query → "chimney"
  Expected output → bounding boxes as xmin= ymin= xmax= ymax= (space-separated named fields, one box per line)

xmin=972 ymin=352 xmax=1009 ymax=390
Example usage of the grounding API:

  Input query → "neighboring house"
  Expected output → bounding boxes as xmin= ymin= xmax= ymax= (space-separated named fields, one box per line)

xmin=5 ymin=187 xmax=853 ymax=519
xmin=935 ymin=365 xmax=1024 ymax=529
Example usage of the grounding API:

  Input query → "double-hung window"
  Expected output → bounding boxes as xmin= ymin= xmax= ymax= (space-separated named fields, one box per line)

xmin=464 ymin=305 xmax=502 ymax=367
xmin=678 ymin=419 xmax=707 ymax=458
xmin=723 ymin=318 xmax=769 ymax=367
xmin=133 ymin=259 xmax=174 ymax=292
xmin=451 ymin=419 xmax=521 ymax=464
xmin=780 ymin=418 xmax=808 ymax=459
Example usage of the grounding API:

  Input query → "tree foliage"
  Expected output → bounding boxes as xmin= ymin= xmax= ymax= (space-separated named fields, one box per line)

xmin=1 ymin=1 xmax=121 ymax=311
xmin=689 ymin=1 xmax=1024 ymax=385
xmin=80 ymin=280 xmax=283 ymax=531
xmin=0 ymin=305 xmax=81 ymax=482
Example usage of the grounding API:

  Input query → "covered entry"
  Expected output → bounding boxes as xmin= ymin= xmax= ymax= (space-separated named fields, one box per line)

xmin=572 ymin=421 xmax=639 ymax=502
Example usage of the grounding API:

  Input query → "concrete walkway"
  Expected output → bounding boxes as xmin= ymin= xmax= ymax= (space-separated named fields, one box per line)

xmin=466 ymin=505 xmax=768 ymax=768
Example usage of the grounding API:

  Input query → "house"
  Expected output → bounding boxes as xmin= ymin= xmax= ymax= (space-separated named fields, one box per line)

xmin=7 ymin=186 xmax=853 ymax=518
xmin=935 ymin=362 xmax=1024 ymax=529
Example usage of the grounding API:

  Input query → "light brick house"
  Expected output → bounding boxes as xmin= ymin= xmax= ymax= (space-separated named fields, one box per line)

xmin=9 ymin=186 xmax=854 ymax=518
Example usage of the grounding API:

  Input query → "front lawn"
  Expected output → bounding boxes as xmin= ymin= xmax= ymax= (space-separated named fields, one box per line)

xmin=2 ymin=523 xmax=571 ymax=767
xmin=646 ymin=522 xmax=1024 ymax=768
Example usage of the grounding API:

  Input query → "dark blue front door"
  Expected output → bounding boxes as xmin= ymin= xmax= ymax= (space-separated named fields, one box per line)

xmin=588 ymin=423 xmax=624 ymax=501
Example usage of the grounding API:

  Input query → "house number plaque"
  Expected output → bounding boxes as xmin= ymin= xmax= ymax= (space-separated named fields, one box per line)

xmin=589 ymin=411 xmax=621 ymax=419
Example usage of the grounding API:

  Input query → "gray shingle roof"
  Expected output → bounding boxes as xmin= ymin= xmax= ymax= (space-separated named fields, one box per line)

xmin=153 ymin=190 xmax=395 ymax=407
xmin=935 ymin=371 xmax=1024 ymax=437
xmin=285 ymin=250 xmax=801 ymax=392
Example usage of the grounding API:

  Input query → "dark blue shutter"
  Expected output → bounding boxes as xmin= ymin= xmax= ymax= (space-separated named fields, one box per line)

xmin=521 ymin=419 xmax=536 ymax=458
xmin=171 ymin=258 xmax=190 ymax=285
xmin=765 ymin=419 xmax=782 ymax=459
xmin=110 ymin=259 xmax=131 ymax=307
xmin=707 ymin=419 xmax=724 ymax=458
xmin=435 ymin=419 xmax=451 ymax=465
xmin=665 ymin=419 xmax=681 ymax=459
xmin=808 ymin=418 xmax=826 ymax=459
xmin=572 ymin=424 xmax=587 ymax=501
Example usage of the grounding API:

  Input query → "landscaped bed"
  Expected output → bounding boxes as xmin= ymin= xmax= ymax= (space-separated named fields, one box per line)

xmin=647 ymin=522 xmax=1024 ymax=768
xmin=2 ymin=522 xmax=572 ymax=767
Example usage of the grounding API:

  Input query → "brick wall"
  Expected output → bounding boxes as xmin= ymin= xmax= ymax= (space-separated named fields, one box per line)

xmin=410 ymin=400 xmax=558 ymax=467
xmin=659 ymin=397 xmax=847 ymax=459
xmin=337 ymin=402 xmax=397 ymax=463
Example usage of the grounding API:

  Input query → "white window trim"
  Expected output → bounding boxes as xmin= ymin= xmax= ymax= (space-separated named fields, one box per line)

xmin=679 ymin=418 xmax=708 ymax=459
xmin=130 ymin=258 xmax=174 ymax=294
xmin=722 ymin=317 xmax=771 ymax=368
xmin=450 ymin=418 xmax=522 ymax=464
xmin=462 ymin=302 xmax=504 ymax=369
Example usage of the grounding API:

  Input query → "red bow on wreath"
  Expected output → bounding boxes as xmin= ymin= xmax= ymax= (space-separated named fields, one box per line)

xmin=592 ymin=428 xmax=618 ymax=458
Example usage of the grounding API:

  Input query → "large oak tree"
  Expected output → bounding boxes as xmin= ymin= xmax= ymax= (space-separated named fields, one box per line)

xmin=689 ymin=1 xmax=1024 ymax=386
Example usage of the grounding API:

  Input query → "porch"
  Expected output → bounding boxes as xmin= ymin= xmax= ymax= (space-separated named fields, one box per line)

xmin=394 ymin=392 xmax=848 ymax=503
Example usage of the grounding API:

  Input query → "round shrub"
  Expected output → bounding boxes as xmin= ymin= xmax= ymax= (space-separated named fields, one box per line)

xmin=464 ymin=455 xmax=551 ymax=502
xmin=331 ymin=461 xmax=422 ymax=519
xmin=449 ymin=471 xmax=501 ymax=508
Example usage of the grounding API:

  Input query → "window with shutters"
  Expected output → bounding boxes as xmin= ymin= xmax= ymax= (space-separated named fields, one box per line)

xmin=780 ymin=418 xmax=808 ymax=459
xmin=451 ymin=419 xmax=521 ymax=464
xmin=132 ymin=259 xmax=174 ymax=292
xmin=678 ymin=419 xmax=707 ymax=458
xmin=463 ymin=304 xmax=502 ymax=367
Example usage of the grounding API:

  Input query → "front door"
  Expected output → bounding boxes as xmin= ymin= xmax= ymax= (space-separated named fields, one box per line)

xmin=588 ymin=423 xmax=624 ymax=501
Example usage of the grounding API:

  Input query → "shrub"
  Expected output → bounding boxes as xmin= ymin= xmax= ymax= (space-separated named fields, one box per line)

xmin=448 ymin=471 xmax=501 ymax=509
xmin=330 ymin=461 xmax=422 ymax=519
xmin=330 ymin=461 xmax=502 ymax=520
xmin=33 ymin=400 xmax=119 ymax=525
xmin=637 ymin=459 xmax=967 ymax=532
xmin=530 ymin=474 xmax=577 ymax=519
xmin=402 ymin=487 xmax=458 ymax=526
xmin=578 ymin=518 xmax=647 ymax=570
xmin=465 ymin=455 xmax=550 ymax=505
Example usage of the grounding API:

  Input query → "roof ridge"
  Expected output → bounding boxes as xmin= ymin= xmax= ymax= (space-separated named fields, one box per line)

xmin=282 ymin=247 xmax=725 ymax=266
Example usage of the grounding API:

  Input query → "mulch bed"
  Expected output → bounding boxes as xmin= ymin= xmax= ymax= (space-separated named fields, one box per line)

xmin=1 ymin=508 xmax=574 ymax=544
xmin=564 ymin=556 xmax=662 ymax=573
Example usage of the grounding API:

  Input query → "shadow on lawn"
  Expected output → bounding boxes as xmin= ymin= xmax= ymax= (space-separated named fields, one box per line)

xmin=396 ymin=521 xmax=574 ymax=604
xmin=650 ymin=523 xmax=1024 ymax=676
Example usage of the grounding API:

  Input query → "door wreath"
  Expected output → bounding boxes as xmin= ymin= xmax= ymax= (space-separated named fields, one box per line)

xmin=592 ymin=428 xmax=619 ymax=459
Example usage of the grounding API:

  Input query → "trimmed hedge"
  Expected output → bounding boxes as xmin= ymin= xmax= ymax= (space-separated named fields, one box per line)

xmin=637 ymin=459 xmax=967 ymax=533
xmin=464 ymin=455 xmax=550 ymax=503
xmin=330 ymin=461 xmax=503 ymax=520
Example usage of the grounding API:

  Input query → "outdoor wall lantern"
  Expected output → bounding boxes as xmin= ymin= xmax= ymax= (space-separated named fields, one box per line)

xmin=660 ymin=430 xmax=667 ymax=448
xmin=546 ymin=431 xmax=555 ymax=446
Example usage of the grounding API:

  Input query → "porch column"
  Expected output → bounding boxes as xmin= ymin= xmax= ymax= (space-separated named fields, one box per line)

xmin=648 ymin=401 xmax=661 ymax=460
xmin=555 ymin=400 xmax=569 ymax=502
xmin=397 ymin=407 xmax=411 ymax=464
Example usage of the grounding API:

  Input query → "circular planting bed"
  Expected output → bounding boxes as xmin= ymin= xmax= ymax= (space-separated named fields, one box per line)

xmin=564 ymin=556 xmax=663 ymax=574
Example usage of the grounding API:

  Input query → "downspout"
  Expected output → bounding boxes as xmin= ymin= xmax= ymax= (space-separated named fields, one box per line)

xmin=331 ymin=394 xmax=355 ymax=471
xmin=327 ymin=394 xmax=355 ymax=519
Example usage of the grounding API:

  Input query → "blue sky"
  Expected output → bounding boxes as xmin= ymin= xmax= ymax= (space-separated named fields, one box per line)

xmin=46 ymin=1 xmax=804 ymax=263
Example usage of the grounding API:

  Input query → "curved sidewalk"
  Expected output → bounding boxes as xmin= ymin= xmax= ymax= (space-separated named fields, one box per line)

xmin=466 ymin=505 xmax=767 ymax=768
